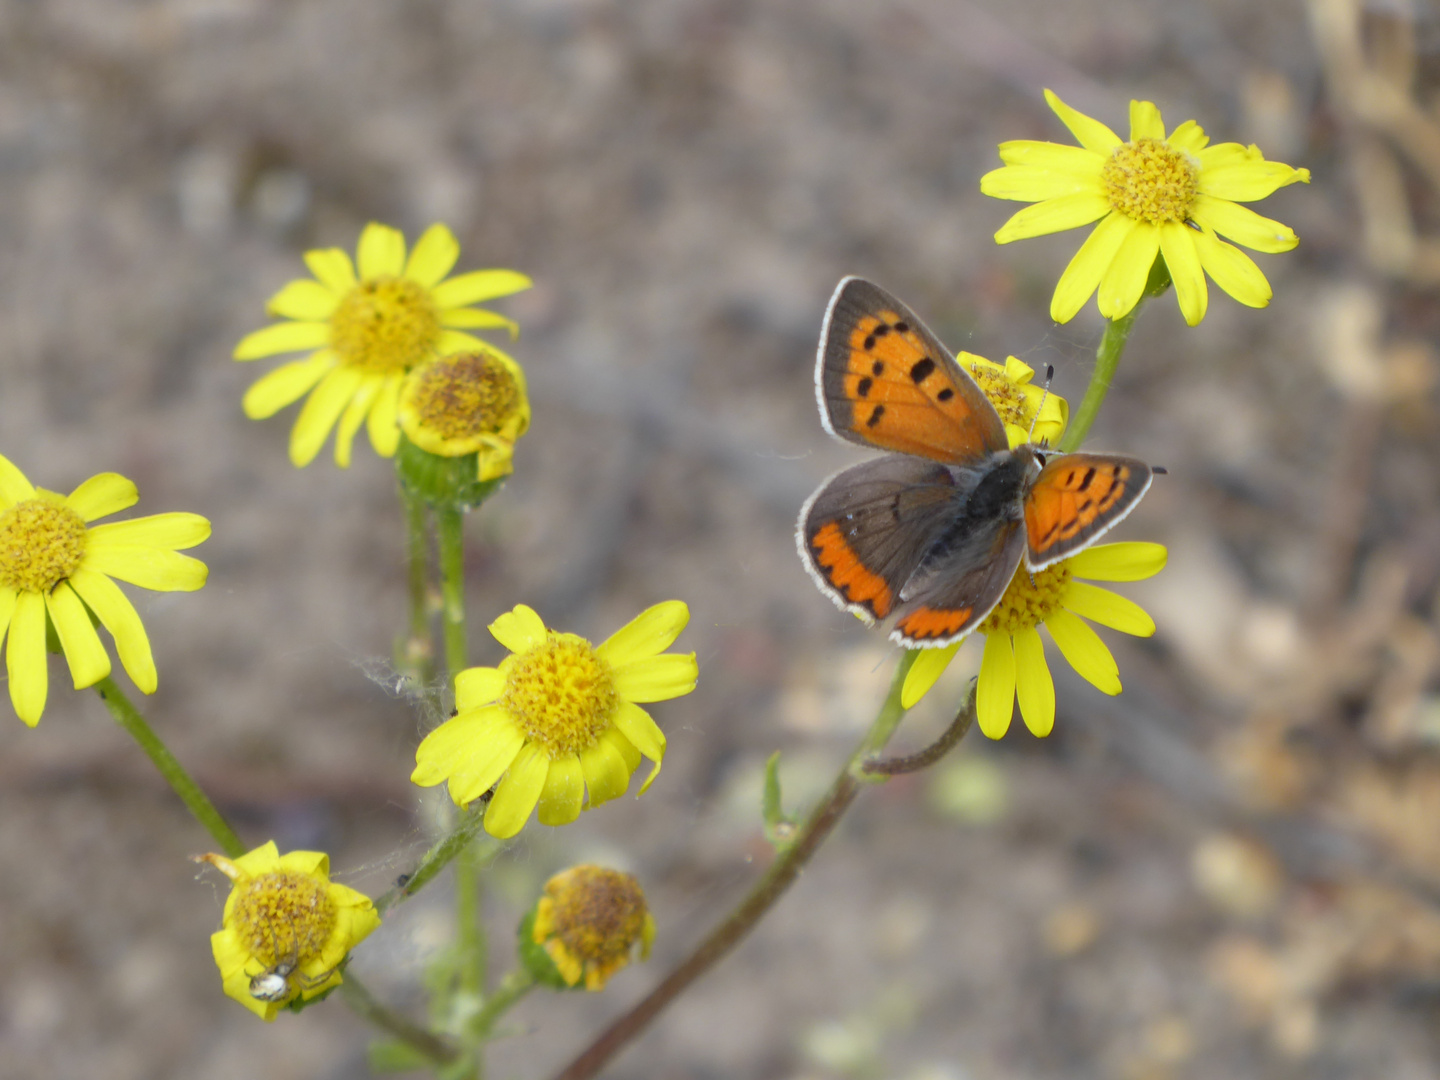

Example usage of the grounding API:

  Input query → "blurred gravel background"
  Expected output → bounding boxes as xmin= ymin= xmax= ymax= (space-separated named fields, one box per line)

xmin=2 ymin=1 xmax=1439 ymax=1077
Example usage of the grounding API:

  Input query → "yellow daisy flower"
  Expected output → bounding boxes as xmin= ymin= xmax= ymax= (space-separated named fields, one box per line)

xmin=981 ymin=90 xmax=1310 ymax=326
xmin=398 ymin=348 xmax=531 ymax=483
xmin=902 ymin=542 xmax=1166 ymax=738
xmin=411 ymin=601 xmax=697 ymax=840
xmin=528 ymin=865 xmax=656 ymax=991
xmin=197 ymin=842 xmax=381 ymax=1021
xmin=958 ymin=352 xmax=1068 ymax=448
xmin=0 ymin=453 xmax=209 ymax=726
xmin=234 ymin=222 xmax=531 ymax=468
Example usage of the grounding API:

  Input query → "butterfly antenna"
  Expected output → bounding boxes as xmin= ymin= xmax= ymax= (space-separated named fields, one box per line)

xmin=1027 ymin=365 xmax=1055 ymax=447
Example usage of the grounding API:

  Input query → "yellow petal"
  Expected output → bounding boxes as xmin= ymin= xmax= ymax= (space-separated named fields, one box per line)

xmin=1189 ymin=194 xmax=1298 ymax=253
xmin=87 ymin=512 xmax=211 ymax=552
xmin=901 ymin=642 xmax=960 ymax=709
xmin=1045 ymin=609 xmax=1121 ymax=695
xmin=1050 ymin=212 xmax=1133 ymax=323
xmin=412 ymin=706 xmax=526 ymax=804
xmin=1166 ymin=119 xmax=1209 ymax=154
xmin=266 ymin=279 xmax=339 ymax=321
xmin=289 ymin=366 xmax=364 ymax=467
xmin=436 ymin=329 xmax=487 ymax=355
xmin=579 ymin=738 xmax=632 ymax=806
xmin=536 ymin=754 xmax=585 ymax=826
xmin=276 ymin=848 xmax=329 ymax=876
xmin=366 ymin=375 xmax=403 ymax=458
xmin=611 ymin=653 xmax=697 ymax=703
xmin=404 ymin=223 xmax=460 ymax=287
xmin=610 ymin=698 xmax=665 ymax=763
xmin=994 ymin=192 xmax=1111 ymax=244
xmin=47 ymin=582 xmax=110 ymax=689
xmin=455 ymin=666 xmax=505 ymax=709
xmin=1062 ymin=581 xmax=1155 ymax=637
xmin=0 ymin=454 xmax=35 ymax=506
xmin=1044 ymin=89 xmax=1123 ymax=154
xmin=1159 ymin=221 xmax=1208 ymax=326
xmin=0 ymin=588 xmax=14 ymax=646
xmin=597 ymin=600 xmax=691 ymax=666
xmin=303 ymin=247 xmax=357 ymax=293
xmin=1067 ymin=542 xmax=1168 ymax=581
xmin=431 ymin=269 xmax=532 ymax=309
xmin=488 ymin=605 xmax=548 ymax=654
xmin=333 ymin=375 xmax=382 ymax=469
xmin=976 ymin=632 xmax=1016 ymax=739
xmin=996 ymin=140 xmax=1106 ymax=173
xmin=979 ymin=164 xmax=1102 ymax=203
xmin=80 ymin=547 xmax=208 ymax=593
xmin=1012 ymin=625 xmax=1054 ymax=737
xmin=241 ymin=352 xmax=335 ymax=419
xmin=7 ymin=590 xmax=48 ymax=725
xmin=356 ymin=222 xmax=406 ymax=279
xmin=63 ymin=473 xmax=137 ymax=523
xmin=213 ymin=929 xmax=277 ymax=1021
xmin=1192 ymin=227 xmax=1272 ymax=309
xmin=484 ymin=743 xmax=549 ymax=838
xmin=1198 ymin=161 xmax=1308 ymax=202
xmin=232 ymin=839 xmax=281 ymax=876
xmin=233 ymin=321 xmax=331 ymax=360
xmin=68 ymin=569 xmax=157 ymax=694
xmin=604 ymin=726 xmax=641 ymax=773
xmin=1097 ymin=221 xmax=1160 ymax=319
xmin=1128 ymin=99 xmax=1165 ymax=141
xmin=439 ymin=308 xmax=520 ymax=333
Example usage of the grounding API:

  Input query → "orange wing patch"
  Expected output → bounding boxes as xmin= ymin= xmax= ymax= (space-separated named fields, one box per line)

xmin=1025 ymin=456 xmax=1145 ymax=561
xmin=808 ymin=521 xmax=894 ymax=618
xmin=837 ymin=310 xmax=995 ymax=462
xmin=895 ymin=605 xmax=973 ymax=642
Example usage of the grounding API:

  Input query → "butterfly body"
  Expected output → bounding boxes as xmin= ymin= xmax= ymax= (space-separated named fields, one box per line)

xmin=798 ymin=278 xmax=1154 ymax=648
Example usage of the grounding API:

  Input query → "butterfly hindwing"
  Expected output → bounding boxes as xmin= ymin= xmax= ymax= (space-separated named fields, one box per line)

xmin=817 ymin=277 xmax=1007 ymax=464
xmin=798 ymin=455 xmax=963 ymax=624
xmin=1023 ymin=453 xmax=1153 ymax=570
xmin=891 ymin=517 xmax=1026 ymax=647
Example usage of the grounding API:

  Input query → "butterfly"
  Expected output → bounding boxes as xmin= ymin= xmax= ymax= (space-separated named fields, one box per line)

xmin=797 ymin=277 xmax=1155 ymax=648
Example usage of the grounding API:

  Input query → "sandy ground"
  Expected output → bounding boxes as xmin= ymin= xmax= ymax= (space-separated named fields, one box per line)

xmin=2 ymin=0 xmax=1439 ymax=1077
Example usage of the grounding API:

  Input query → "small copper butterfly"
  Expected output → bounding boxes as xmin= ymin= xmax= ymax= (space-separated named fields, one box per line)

xmin=797 ymin=278 xmax=1155 ymax=647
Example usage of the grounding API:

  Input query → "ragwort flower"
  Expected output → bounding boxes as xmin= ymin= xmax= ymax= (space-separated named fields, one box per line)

xmin=411 ymin=602 xmax=697 ymax=839
xmin=235 ymin=222 xmax=531 ymax=468
xmin=902 ymin=542 xmax=1166 ymax=738
xmin=958 ymin=352 xmax=1067 ymax=448
xmin=398 ymin=348 xmax=530 ymax=483
xmin=197 ymin=842 xmax=380 ymax=1021
xmin=0 ymin=453 xmax=209 ymax=726
xmin=981 ymin=90 xmax=1310 ymax=326
xmin=528 ymin=865 xmax=655 ymax=991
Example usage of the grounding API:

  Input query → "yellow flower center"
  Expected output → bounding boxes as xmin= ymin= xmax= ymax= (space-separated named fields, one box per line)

xmin=0 ymin=495 xmax=87 ymax=593
xmin=540 ymin=866 xmax=649 ymax=969
xmin=979 ymin=562 xmax=1072 ymax=635
xmin=501 ymin=633 xmax=618 ymax=758
xmin=230 ymin=870 xmax=337 ymax=967
xmin=407 ymin=352 xmax=521 ymax=444
xmin=1101 ymin=138 xmax=1199 ymax=225
xmin=329 ymin=277 xmax=441 ymax=374
xmin=964 ymin=362 xmax=1032 ymax=431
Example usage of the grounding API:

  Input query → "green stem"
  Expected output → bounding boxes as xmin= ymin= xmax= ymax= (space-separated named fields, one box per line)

xmin=549 ymin=653 xmax=925 ymax=1080
xmin=457 ymin=837 xmax=486 ymax=1000
xmin=400 ymin=483 xmax=437 ymax=689
xmin=437 ymin=506 xmax=468 ymax=677
xmin=1057 ymin=257 xmax=1171 ymax=454
xmin=94 ymin=676 xmax=245 ymax=858
xmin=376 ymin=806 xmax=492 ymax=914
xmin=340 ymin=974 xmax=460 ymax=1066
xmin=474 ymin=968 xmax=536 ymax=1039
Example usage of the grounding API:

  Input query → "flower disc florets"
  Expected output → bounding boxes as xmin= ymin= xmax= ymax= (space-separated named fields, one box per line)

xmin=502 ymin=634 xmax=619 ymax=758
xmin=405 ymin=352 xmax=521 ymax=444
xmin=0 ymin=495 xmax=87 ymax=592
xmin=979 ymin=563 xmax=1072 ymax=635
xmin=329 ymin=277 xmax=441 ymax=374
xmin=229 ymin=871 xmax=338 ymax=969
xmin=532 ymin=865 xmax=655 ymax=990
xmin=1101 ymin=138 xmax=1200 ymax=225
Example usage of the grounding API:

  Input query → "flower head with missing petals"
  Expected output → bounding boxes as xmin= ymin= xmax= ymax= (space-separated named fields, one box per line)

xmin=234 ymin=222 xmax=531 ymax=468
xmin=196 ymin=841 xmax=380 ymax=1021
xmin=524 ymin=865 xmax=656 ymax=991
xmin=0 ymin=453 xmax=209 ymax=726
xmin=399 ymin=348 xmax=531 ymax=483
xmin=902 ymin=543 xmax=1167 ymax=738
xmin=981 ymin=90 xmax=1310 ymax=326
xmin=411 ymin=602 xmax=697 ymax=839
xmin=958 ymin=352 xmax=1068 ymax=448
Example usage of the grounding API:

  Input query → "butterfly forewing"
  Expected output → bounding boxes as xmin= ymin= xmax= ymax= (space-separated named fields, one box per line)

xmin=1023 ymin=453 xmax=1153 ymax=570
xmin=818 ymin=278 xmax=1007 ymax=464
xmin=798 ymin=456 xmax=963 ymax=624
